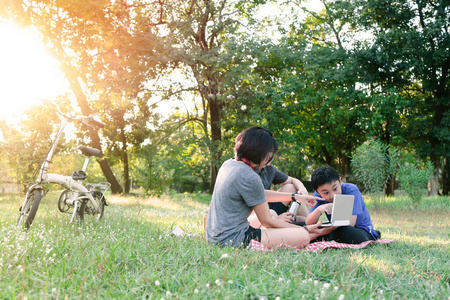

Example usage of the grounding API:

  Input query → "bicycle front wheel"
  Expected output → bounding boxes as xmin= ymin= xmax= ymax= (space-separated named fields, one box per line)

xmin=17 ymin=189 xmax=43 ymax=229
xmin=79 ymin=191 xmax=105 ymax=222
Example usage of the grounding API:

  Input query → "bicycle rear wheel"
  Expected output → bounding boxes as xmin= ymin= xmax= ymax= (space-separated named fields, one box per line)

xmin=17 ymin=189 xmax=43 ymax=229
xmin=79 ymin=191 xmax=105 ymax=222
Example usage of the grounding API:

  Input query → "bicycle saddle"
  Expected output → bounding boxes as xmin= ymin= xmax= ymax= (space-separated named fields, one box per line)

xmin=72 ymin=170 xmax=88 ymax=180
xmin=78 ymin=146 xmax=102 ymax=157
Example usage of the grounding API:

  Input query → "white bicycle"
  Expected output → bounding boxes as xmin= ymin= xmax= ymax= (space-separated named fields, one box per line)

xmin=17 ymin=104 xmax=110 ymax=229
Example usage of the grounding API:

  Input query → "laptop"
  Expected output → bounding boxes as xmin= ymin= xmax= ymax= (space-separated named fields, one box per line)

xmin=320 ymin=194 xmax=355 ymax=227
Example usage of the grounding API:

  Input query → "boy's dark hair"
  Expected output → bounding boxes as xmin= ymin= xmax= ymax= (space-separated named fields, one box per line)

xmin=311 ymin=165 xmax=340 ymax=191
xmin=234 ymin=126 xmax=278 ymax=164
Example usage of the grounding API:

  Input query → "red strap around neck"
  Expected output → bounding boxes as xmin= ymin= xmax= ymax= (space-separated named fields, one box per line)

xmin=239 ymin=157 xmax=256 ymax=171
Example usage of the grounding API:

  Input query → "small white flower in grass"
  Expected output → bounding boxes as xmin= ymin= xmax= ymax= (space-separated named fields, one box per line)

xmin=322 ymin=283 xmax=330 ymax=290
xmin=321 ymin=291 xmax=326 ymax=297
xmin=194 ymin=289 xmax=199 ymax=294
xmin=334 ymin=286 xmax=339 ymax=292
xmin=314 ymin=280 xmax=319 ymax=286
xmin=227 ymin=280 xmax=234 ymax=284
xmin=206 ymin=283 xmax=210 ymax=288
xmin=221 ymin=253 xmax=229 ymax=259
xmin=338 ymin=295 xmax=345 ymax=300
xmin=155 ymin=280 xmax=160 ymax=286
xmin=166 ymin=291 xmax=171 ymax=297
xmin=241 ymin=105 xmax=247 ymax=110
xmin=275 ymin=297 xmax=281 ymax=300
xmin=215 ymin=279 xmax=221 ymax=286
xmin=52 ymin=288 xmax=57 ymax=294
xmin=278 ymin=277 xmax=283 ymax=282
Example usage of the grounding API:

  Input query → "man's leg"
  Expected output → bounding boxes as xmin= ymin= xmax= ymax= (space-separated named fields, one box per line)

xmin=261 ymin=227 xmax=310 ymax=249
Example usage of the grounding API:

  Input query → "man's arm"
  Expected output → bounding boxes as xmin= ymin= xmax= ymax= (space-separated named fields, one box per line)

xmin=265 ymin=190 xmax=320 ymax=207
xmin=253 ymin=202 xmax=300 ymax=228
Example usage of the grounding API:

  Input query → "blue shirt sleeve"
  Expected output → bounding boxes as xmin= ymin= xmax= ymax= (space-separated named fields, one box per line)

xmin=309 ymin=191 xmax=331 ymax=221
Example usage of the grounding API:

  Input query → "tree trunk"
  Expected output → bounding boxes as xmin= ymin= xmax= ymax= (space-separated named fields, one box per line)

xmin=385 ymin=174 xmax=395 ymax=196
xmin=443 ymin=156 xmax=449 ymax=195
xmin=428 ymin=152 xmax=439 ymax=196
xmin=63 ymin=64 xmax=123 ymax=194
xmin=120 ymin=126 xmax=130 ymax=194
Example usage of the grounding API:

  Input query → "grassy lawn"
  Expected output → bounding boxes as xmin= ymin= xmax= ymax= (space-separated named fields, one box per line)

xmin=0 ymin=191 xmax=449 ymax=299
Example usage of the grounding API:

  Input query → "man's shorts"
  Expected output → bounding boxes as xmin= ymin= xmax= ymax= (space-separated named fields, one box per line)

xmin=268 ymin=202 xmax=288 ymax=215
xmin=243 ymin=226 xmax=262 ymax=247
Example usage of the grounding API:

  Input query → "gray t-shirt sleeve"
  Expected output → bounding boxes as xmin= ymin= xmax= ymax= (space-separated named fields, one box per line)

xmin=205 ymin=159 xmax=266 ymax=247
xmin=271 ymin=166 xmax=289 ymax=185
xmin=259 ymin=165 xmax=289 ymax=189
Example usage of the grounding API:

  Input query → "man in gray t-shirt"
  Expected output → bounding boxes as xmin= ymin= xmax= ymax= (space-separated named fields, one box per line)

xmin=205 ymin=159 xmax=266 ymax=247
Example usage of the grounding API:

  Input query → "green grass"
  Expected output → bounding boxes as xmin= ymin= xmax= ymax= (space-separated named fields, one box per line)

xmin=0 ymin=190 xmax=449 ymax=299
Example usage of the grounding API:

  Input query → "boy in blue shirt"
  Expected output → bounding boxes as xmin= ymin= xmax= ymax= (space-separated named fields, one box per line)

xmin=306 ymin=165 xmax=380 ymax=244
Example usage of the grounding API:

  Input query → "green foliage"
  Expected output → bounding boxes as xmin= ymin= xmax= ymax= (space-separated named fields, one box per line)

xmin=351 ymin=138 xmax=398 ymax=205
xmin=131 ymin=144 xmax=174 ymax=194
xmin=397 ymin=161 xmax=435 ymax=208
xmin=131 ymin=121 xmax=210 ymax=194
xmin=0 ymin=100 xmax=71 ymax=189
xmin=354 ymin=0 xmax=450 ymax=191
xmin=2 ymin=0 xmax=449 ymax=195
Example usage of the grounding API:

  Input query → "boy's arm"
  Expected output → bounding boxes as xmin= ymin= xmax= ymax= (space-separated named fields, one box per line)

xmin=350 ymin=215 xmax=357 ymax=226
xmin=305 ymin=203 xmax=333 ymax=225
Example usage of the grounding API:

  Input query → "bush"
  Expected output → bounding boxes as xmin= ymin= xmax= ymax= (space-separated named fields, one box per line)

xmin=351 ymin=138 xmax=398 ymax=207
xmin=397 ymin=161 xmax=434 ymax=207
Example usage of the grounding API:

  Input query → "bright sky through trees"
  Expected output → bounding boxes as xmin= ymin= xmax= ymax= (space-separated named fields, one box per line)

xmin=0 ymin=19 xmax=69 ymax=124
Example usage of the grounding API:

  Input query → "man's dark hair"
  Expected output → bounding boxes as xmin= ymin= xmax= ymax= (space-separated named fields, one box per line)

xmin=234 ymin=126 xmax=278 ymax=164
xmin=311 ymin=165 xmax=340 ymax=191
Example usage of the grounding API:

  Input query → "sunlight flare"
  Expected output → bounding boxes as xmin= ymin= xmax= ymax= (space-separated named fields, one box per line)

xmin=0 ymin=19 xmax=68 ymax=123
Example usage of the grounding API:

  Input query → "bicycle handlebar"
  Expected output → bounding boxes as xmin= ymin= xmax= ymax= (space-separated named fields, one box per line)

xmin=87 ymin=116 xmax=105 ymax=128
xmin=49 ymin=102 xmax=105 ymax=129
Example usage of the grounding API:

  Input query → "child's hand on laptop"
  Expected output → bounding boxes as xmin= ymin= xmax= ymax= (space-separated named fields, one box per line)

xmin=319 ymin=203 xmax=333 ymax=214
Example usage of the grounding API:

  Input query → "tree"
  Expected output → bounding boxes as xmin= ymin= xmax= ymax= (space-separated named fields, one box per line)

xmin=1 ymin=1 xmax=126 ymax=193
xmin=252 ymin=0 xmax=370 ymax=178
xmin=354 ymin=0 xmax=450 ymax=195
xmin=123 ymin=0 xmax=272 ymax=192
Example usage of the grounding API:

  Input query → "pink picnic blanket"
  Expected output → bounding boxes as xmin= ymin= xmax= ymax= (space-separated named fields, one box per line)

xmin=248 ymin=239 xmax=394 ymax=253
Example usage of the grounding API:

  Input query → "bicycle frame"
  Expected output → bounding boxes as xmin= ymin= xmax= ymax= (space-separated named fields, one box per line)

xmin=18 ymin=106 xmax=104 ymax=225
